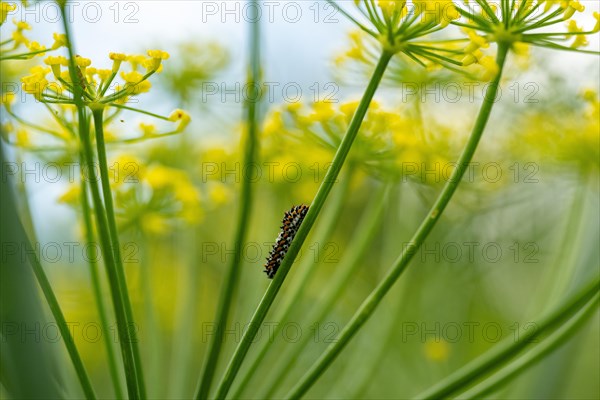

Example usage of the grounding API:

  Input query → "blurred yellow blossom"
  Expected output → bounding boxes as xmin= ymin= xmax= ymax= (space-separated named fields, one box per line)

xmin=424 ymin=339 xmax=450 ymax=362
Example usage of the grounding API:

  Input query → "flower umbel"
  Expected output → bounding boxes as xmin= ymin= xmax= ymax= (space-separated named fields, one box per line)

xmin=329 ymin=0 xmax=463 ymax=68
xmin=11 ymin=50 xmax=190 ymax=148
xmin=454 ymin=0 xmax=599 ymax=57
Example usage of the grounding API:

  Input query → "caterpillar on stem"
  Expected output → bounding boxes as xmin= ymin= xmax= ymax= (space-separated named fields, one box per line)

xmin=264 ymin=205 xmax=309 ymax=279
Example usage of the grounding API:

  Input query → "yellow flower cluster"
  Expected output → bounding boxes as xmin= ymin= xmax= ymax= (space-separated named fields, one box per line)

xmin=0 ymin=2 xmax=16 ymax=25
xmin=0 ymin=7 xmax=65 ymax=60
xmin=31 ymin=49 xmax=171 ymax=106
xmin=455 ymin=0 xmax=597 ymax=55
xmin=61 ymin=153 xmax=205 ymax=235
xmin=262 ymin=100 xmax=459 ymax=186
xmin=10 ymin=49 xmax=191 ymax=148
xmin=333 ymin=0 xmax=463 ymax=68
xmin=507 ymin=89 xmax=599 ymax=175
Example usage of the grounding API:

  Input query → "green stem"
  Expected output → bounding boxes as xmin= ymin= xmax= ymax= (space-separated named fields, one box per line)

xmin=261 ymin=183 xmax=390 ymax=398
xmin=213 ymin=50 xmax=394 ymax=400
xmin=417 ymin=277 xmax=600 ymax=399
xmin=229 ymin=167 xmax=353 ymax=399
xmin=194 ymin=5 xmax=261 ymax=398
xmin=91 ymin=107 xmax=146 ymax=399
xmin=458 ymin=292 xmax=600 ymax=399
xmin=79 ymin=160 xmax=125 ymax=399
xmin=284 ymin=43 xmax=510 ymax=400
xmin=110 ymin=103 xmax=171 ymax=121
xmin=60 ymin=8 xmax=144 ymax=399
xmin=138 ymin=232 xmax=161 ymax=398
xmin=21 ymin=242 xmax=97 ymax=398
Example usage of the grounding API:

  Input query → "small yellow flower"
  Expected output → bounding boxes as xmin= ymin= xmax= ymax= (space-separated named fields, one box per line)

xmin=414 ymin=0 xmax=459 ymax=28
xmin=110 ymin=154 xmax=144 ymax=186
xmin=21 ymin=66 xmax=50 ymax=98
xmin=340 ymin=101 xmax=359 ymax=119
xmin=121 ymin=70 xmax=143 ymax=83
xmin=75 ymin=55 xmax=91 ymax=67
xmin=208 ymin=183 xmax=230 ymax=205
xmin=85 ymin=67 xmax=97 ymax=81
xmin=180 ymin=207 xmax=203 ymax=224
xmin=262 ymin=110 xmax=284 ymax=137
xmin=134 ymin=123 xmax=154 ymax=137
xmin=26 ymin=41 xmax=46 ymax=55
xmin=425 ymin=339 xmax=450 ymax=362
xmin=126 ymin=54 xmax=148 ymax=71
xmin=2 ymin=92 xmax=16 ymax=112
xmin=146 ymin=49 xmax=170 ymax=71
xmin=109 ymin=52 xmax=127 ymax=73
xmin=51 ymin=33 xmax=67 ymax=50
xmin=1 ymin=2 xmax=17 ymax=25
xmin=96 ymin=69 xmax=112 ymax=81
xmin=58 ymin=184 xmax=81 ymax=205
xmin=143 ymin=57 xmax=164 ymax=73
xmin=563 ymin=0 xmax=585 ymax=20
xmin=173 ymin=181 xmax=199 ymax=204
xmin=121 ymin=70 xmax=151 ymax=94
xmin=478 ymin=56 xmax=499 ymax=81
xmin=168 ymin=109 xmax=191 ymax=131
xmin=567 ymin=20 xmax=588 ymax=48
xmin=145 ymin=165 xmax=172 ymax=190
xmin=461 ymin=49 xmax=484 ymax=66
xmin=311 ymin=101 xmax=336 ymax=121
xmin=44 ymin=55 xmax=65 ymax=77
xmin=464 ymin=30 xmax=490 ymax=53
xmin=12 ymin=20 xmax=30 ymax=45
xmin=109 ymin=52 xmax=127 ymax=61
xmin=377 ymin=0 xmax=407 ymax=18
xmin=147 ymin=49 xmax=170 ymax=60
xmin=142 ymin=213 xmax=169 ymax=234
xmin=14 ymin=20 xmax=30 ymax=30
xmin=15 ymin=128 xmax=30 ymax=147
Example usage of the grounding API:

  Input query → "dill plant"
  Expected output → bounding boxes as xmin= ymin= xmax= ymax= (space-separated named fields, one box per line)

xmin=1 ymin=1 xmax=598 ymax=399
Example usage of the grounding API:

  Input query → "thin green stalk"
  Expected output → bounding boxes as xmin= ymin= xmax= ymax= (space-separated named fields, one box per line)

xmin=518 ymin=177 xmax=597 ymax=399
xmin=168 ymin=227 xmax=203 ymax=398
xmin=79 ymin=164 xmax=124 ymax=399
xmin=229 ymin=167 xmax=353 ymax=399
xmin=91 ymin=107 xmax=146 ymax=399
xmin=137 ymin=232 xmax=161 ymax=398
xmin=77 ymin=106 xmax=143 ymax=399
xmin=417 ymin=276 xmax=600 ymax=399
xmin=60 ymin=6 xmax=144 ymax=397
xmin=22 ymin=248 xmax=94 ymax=398
xmin=457 ymin=292 xmax=600 ymax=399
xmin=285 ymin=43 xmax=510 ymax=400
xmin=16 ymin=216 xmax=96 ymax=398
xmin=194 ymin=5 xmax=261 ymax=398
xmin=13 ymin=152 xmax=36 ymax=239
xmin=261 ymin=184 xmax=390 ymax=398
xmin=544 ymin=180 xmax=590 ymax=305
xmin=213 ymin=50 xmax=394 ymax=400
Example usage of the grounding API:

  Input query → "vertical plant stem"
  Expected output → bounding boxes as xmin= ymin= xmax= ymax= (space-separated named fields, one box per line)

xmin=91 ymin=108 xmax=146 ymax=399
xmin=60 ymin=7 xmax=145 ymax=397
xmin=194 ymin=4 xmax=261 ymax=398
xmin=79 ymin=164 xmax=124 ymax=399
xmin=457 ymin=292 xmax=600 ymax=399
xmin=213 ymin=50 xmax=393 ymax=400
xmin=18 ymin=216 xmax=96 ymax=399
xmin=229 ymin=168 xmax=353 ymax=399
xmin=137 ymin=232 xmax=161 ymax=398
xmin=284 ymin=43 xmax=510 ymax=399
xmin=416 ymin=276 xmax=599 ymax=399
